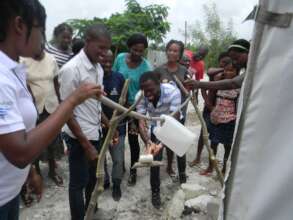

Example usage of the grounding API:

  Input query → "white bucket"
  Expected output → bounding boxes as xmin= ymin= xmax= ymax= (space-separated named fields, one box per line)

xmin=153 ymin=115 xmax=196 ymax=157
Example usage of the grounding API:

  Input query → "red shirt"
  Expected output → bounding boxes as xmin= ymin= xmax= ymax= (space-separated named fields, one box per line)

xmin=184 ymin=49 xmax=205 ymax=80
xmin=190 ymin=60 xmax=205 ymax=80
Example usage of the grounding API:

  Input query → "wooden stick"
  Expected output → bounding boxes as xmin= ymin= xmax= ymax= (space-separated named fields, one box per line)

xmin=170 ymin=95 xmax=191 ymax=117
xmin=98 ymin=91 xmax=191 ymax=122
xmin=112 ymin=92 xmax=144 ymax=123
xmin=85 ymin=80 xmax=199 ymax=219
xmin=84 ymin=80 xmax=130 ymax=220
xmin=99 ymin=96 xmax=163 ymax=122
xmin=172 ymin=75 xmax=224 ymax=186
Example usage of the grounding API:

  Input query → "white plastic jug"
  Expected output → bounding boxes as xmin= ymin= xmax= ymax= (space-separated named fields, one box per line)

xmin=153 ymin=115 xmax=196 ymax=157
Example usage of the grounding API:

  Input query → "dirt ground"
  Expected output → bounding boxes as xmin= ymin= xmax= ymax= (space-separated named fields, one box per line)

xmin=19 ymin=104 xmax=224 ymax=220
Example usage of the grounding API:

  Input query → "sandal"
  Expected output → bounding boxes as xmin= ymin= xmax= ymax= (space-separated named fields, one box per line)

xmin=20 ymin=184 xmax=34 ymax=207
xmin=49 ymin=173 xmax=63 ymax=186
xmin=189 ymin=159 xmax=201 ymax=167
xmin=170 ymin=174 xmax=179 ymax=183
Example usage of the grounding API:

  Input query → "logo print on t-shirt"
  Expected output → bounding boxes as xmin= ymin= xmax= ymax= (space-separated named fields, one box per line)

xmin=110 ymin=88 xmax=118 ymax=96
xmin=0 ymin=101 xmax=13 ymax=119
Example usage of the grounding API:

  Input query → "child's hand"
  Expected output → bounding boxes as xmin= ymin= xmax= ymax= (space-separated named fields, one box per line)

xmin=110 ymin=130 xmax=119 ymax=146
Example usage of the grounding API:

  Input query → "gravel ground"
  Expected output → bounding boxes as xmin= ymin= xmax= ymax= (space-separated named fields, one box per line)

xmin=20 ymin=104 xmax=224 ymax=220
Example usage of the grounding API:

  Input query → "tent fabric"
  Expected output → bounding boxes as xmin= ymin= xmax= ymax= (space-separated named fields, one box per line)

xmin=224 ymin=1 xmax=293 ymax=219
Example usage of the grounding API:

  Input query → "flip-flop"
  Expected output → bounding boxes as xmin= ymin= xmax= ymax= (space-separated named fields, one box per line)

xmin=170 ymin=174 xmax=179 ymax=183
xmin=22 ymin=194 xmax=34 ymax=207
xmin=21 ymin=184 xmax=34 ymax=207
xmin=189 ymin=160 xmax=201 ymax=167
xmin=49 ymin=173 xmax=63 ymax=186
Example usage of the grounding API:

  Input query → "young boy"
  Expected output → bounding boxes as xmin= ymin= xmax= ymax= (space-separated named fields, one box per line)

xmin=100 ymin=50 xmax=125 ymax=201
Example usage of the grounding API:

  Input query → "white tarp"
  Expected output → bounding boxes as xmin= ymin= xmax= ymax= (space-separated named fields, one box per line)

xmin=224 ymin=0 xmax=293 ymax=219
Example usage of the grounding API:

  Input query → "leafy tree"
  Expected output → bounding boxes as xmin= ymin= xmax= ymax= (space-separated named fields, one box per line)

xmin=68 ymin=0 xmax=170 ymax=55
xmin=185 ymin=2 xmax=237 ymax=68
xmin=68 ymin=17 xmax=106 ymax=39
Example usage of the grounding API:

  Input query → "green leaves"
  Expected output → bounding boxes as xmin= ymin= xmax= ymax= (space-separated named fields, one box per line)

xmin=68 ymin=0 xmax=170 ymax=53
xmin=187 ymin=2 xmax=237 ymax=68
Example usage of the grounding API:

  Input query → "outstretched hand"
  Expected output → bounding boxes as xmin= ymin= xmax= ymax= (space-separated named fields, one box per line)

xmin=111 ymin=130 xmax=120 ymax=146
xmin=69 ymin=83 xmax=104 ymax=106
xmin=183 ymin=79 xmax=199 ymax=90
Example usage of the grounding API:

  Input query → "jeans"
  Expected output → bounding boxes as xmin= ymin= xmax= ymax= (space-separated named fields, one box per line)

xmin=104 ymin=136 xmax=125 ymax=184
xmin=65 ymin=134 xmax=100 ymax=220
xmin=150 ymin=133 xmax=164 ymax=193
xmin=150 ymin=147 xmax=164 ymax=192
xmin=149 ymin=132 xmax=186 ymax=192
xmin=0 ymin=195 xmax=19 ymax=220
xmin=166 ymin=148 xmax=186 ymax=174
xmin=165 ymin=116 xmax=187 ymax=177
xmin=128 ymin=119 xmax=140 ymax=174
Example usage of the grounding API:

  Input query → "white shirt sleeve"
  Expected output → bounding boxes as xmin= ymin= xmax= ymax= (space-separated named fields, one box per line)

xmin=59 ymin=66 xmax=78 ymax=101
xmin=0 ymin=82 xmax=25 ymax=134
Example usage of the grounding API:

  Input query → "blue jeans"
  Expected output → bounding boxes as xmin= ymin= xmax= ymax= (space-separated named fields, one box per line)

xmin=65 ymin=134 xmax=100 ymax=220
xmin=0 ymin=195 xmax=19 ymax=220
xmin=104 ymin=135 xmax=125 ymax=184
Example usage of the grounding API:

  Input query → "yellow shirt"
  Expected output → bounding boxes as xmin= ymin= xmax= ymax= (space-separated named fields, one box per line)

xmin=21 ymin=52 xmax=59 ymax=114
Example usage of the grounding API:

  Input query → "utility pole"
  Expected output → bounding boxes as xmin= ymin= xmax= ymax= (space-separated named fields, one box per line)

xmin=184 ymin=21 xmax=187 ymax=46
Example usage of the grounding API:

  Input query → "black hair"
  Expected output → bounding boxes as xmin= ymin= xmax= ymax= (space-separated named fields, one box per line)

xmin=198 ymin=45 xmax=209 ymax=53
xmin=218 ymin=51 xmax=229 ymax=62
xmin=72 ymin=38 xmax=85 ymax=55
xmin=228 ymin=39 xmax=250 ymax=53
xmin=53 ymin=22 xmax=73 ymax=38
xmin=139 ymin=71 xmax=160 ymax=88
xmin=0 ymin=0 xmax=46 ymax=42
xmin=127 ymin=33 xmax=148 ymax=49
xmin=166 ymin=39 xmax=185 ymax=60
xmin=85 ymin=23 xmax=111 ymax=41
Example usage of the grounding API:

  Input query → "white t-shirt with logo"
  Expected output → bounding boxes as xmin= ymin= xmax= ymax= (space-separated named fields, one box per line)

xmin=0 ymin=51 xmax=37 ymax=206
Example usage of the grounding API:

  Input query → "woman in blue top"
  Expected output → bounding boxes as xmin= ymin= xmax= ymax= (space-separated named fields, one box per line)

xmin=112 ymin=33 xmax=152 ymax=186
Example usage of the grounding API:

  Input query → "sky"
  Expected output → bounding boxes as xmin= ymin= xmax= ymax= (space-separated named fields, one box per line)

xmin=40 ymin=0 xmax=258 ymax=43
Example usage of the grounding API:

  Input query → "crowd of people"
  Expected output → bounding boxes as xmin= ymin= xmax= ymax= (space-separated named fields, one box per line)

xmin=0 ymin=0 xmax=250 ymax=220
